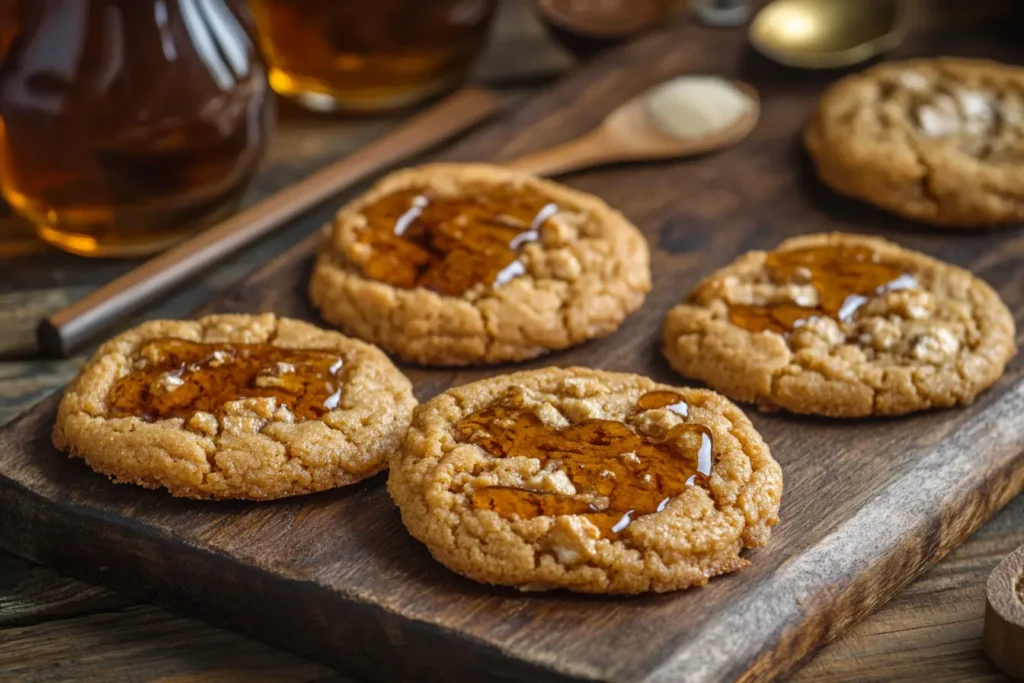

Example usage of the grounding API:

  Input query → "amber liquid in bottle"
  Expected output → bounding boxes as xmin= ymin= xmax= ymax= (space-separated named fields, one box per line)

xmin=0 ymin=0 xmax=272 ymax=257
xmin=248 ymin=0 xmax=497 ymax=112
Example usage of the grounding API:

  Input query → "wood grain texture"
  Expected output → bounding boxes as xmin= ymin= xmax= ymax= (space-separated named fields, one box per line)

xmin=2 ymin=2 xmax=1024 ymax=682
xmin=3 ymin=498 xmax=1021 ymax=683
xmin=794 ymin=493 xmax=1024 ymax=683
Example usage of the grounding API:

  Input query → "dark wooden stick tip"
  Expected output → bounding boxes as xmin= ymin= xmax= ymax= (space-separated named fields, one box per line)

xmin=36 ymin=319 xmax=67 ymax=359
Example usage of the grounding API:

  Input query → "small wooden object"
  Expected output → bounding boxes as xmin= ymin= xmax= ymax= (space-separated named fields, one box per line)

xmin=505 ymin=81 xmax=758 ymax=176
xmin=984 ymin=543 xmax=1024 ymax=679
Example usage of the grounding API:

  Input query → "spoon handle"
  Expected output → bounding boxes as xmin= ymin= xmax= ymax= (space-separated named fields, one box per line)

xmin=505 ymin=130 xmax=617 ymax=177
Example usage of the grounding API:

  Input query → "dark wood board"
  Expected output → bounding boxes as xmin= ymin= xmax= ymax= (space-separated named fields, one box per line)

xmin=2 ymin=6 xmax=1024 ymax=683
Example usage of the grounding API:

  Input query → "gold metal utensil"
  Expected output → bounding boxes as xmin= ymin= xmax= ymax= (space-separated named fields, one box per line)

xmin=750 ymin=0 xmax=908 ymax=70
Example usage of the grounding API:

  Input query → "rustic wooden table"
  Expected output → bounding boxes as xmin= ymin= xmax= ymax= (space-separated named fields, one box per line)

xmin=0 ymin=2 xmax=1019 ymax=681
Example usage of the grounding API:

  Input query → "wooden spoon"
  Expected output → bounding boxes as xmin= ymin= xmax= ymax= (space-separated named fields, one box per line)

xmin=505 ymin=81 xmax=759 ymax=178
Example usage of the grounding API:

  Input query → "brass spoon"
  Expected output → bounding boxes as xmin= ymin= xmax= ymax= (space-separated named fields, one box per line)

xmin=750 ymin=0 xmax=908 ymax=70
xmin=505 ymin=81 xmax=759 ymax=177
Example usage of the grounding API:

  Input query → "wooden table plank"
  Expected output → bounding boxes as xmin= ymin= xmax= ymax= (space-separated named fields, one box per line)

xmin=2 ymin=497 xmax=1019 ymax=682
xmin=0 ymin=1 xmax=1019 ymax=681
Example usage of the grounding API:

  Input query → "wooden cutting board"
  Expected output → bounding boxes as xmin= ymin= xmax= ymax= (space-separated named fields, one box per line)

xmin=2 ymin=5 xmax=1024 ymax=683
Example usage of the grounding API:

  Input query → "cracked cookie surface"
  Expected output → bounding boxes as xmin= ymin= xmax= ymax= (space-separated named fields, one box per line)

xmin=661 ymin=233 xmax=1017 ymax=417
xmin=53 ymin=314 xmax=416 ymax=500
xmin=387 ymin=367 xmax=782 ymax=594
xmin=805 ymin=58 xmax=1024 ymax=227
xmin=309 ymin=163 xmax=651 ymax=366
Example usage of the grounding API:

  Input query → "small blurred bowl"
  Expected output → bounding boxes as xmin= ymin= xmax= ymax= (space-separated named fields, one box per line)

xmin=532 ymin=0 xmax=681 ymax=59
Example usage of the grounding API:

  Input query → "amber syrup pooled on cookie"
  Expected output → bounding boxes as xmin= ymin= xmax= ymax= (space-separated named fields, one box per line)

xmin=726 ymin=244 xmax=918 ymax=333
xmin=357 ymin=184 xmax=561 ymax=296
xmin=455 ymin=389 xmax=713 ymax=537
xmin=108 ymin=339 xmax=346 ymax=422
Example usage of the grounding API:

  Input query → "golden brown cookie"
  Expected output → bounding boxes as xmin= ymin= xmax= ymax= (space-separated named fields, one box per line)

xmin=388 ymin=367 xmax=782 ymax=594
xmin=53 ymin=314 xmax=416 ymax=500
xmin=309 ymin=163 xmax=651 ymax=366
xmin=806 ymin=58 xmax=1024 ymax=227
xmin=661 ymin=233 xmax=1017 ymax=417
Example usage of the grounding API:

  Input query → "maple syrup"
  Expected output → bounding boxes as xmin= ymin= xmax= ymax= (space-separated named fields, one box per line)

xmin=108 ymin=339 xmax=345 ymax=422
xmin=636 ymin=390 xmax=691 ymax=415
xmin=455 ymin=390 xmax=713 ymax=537
xmin=248 ymin=0 xmax=497 ymax=112
xmin=725 ymin=244 xmax=918 ymax=334
xmin=0 ymin=0 xmax=271 ymax=257
xmin=358 ymin=184 xmax=561 ymax=296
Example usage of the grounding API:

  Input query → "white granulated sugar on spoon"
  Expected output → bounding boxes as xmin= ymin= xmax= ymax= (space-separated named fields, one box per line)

xmin=647 ymin=75 xmax=755 ymax=140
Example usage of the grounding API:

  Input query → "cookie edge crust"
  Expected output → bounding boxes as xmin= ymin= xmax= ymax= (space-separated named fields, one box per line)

xmin=387 ymin=367 xmax=783 ymax=594
xmin=660 ymin=232 xmax=1018 ymax=417
xmin=52 ymin=314 xmax=417 ymax=500
xmin=309 ymin=163 xmax=652 ymax=366
xmin=805 ymin=57 xmax=1024 ymax=228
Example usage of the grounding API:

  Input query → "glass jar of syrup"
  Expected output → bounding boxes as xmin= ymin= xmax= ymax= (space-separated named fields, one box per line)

xmin=248 ymin=0 xmax=498 ymax=113
xmin=0 ymin=0 xmax=273 ymax=257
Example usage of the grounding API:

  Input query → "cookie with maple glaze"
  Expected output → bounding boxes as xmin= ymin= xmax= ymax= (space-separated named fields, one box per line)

xmin=53 ymin=314 xmax=416 ymax=500
xmin=309 ymin=163 xmax=651 ymax=366
xmin=806 ymin=58 xmax=1024 ymax=227
xmin=387 ymin=367 xmax=782 ymax=594
xmin=661 ymin=233 xmax=1017 ymax=417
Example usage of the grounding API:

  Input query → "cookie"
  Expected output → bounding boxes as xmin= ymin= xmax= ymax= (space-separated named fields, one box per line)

xmin=53 ymin=314 xmax=416 ymax=500
xmin=308 ymin=163 xmax=651 ymax=366
xmin=661 ymin=233 xmax=1017 ymax=418
xmin=387 ymin=367 xmax=782 ymax=594
xmin=805 ymin=58 xmax=1024 ymax=227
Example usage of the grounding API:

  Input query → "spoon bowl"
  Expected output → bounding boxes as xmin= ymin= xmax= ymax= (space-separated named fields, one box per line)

xmin=750 ymin=0 xmax=907 ymax=70
xmin=505 ymin=80 xmax=759 ymax=177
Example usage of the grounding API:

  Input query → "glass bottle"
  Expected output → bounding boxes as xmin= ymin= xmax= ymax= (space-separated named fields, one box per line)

xmin=0 ymin=0 xmax=273 ymax=257
xmin=248 ymin=0 xmax=497 ymax=113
